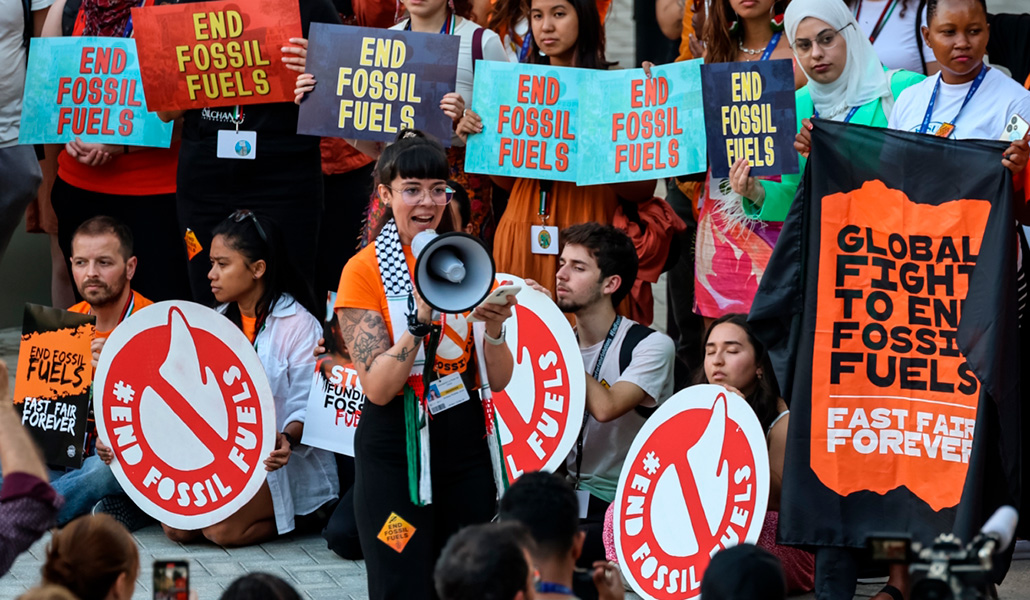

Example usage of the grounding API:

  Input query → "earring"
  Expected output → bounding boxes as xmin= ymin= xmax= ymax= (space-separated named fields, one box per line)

xmin=770 ymin=13 xmax=785 ymax=32
xmin=728 ymin=18 xmax=739 ymax=33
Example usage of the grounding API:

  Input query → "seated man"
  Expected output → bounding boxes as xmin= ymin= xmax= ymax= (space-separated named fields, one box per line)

xmin=0 ymin=358 xmax=62 ymax=575
xmin=435 ymin=522 xmax=537 ymax=600
xmin=499 ymin=471 xmax=623 ymax=600
xmin=548 ymin=223 xmax=676 ymax=565
xmin=53 ymin=216 xmax=153 ymax=527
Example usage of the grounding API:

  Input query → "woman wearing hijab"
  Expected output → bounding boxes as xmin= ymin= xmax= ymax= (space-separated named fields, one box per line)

xmin=729 ymin=0 xmax=925 ymax=222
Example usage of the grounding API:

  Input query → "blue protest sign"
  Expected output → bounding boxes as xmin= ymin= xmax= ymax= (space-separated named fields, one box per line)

xmin=19 ymin=37 xmax=172 ymax=148
xmin=297 ymin=23 xmax=460 ymax=146
xmin=577 ymin=60 xmax=706 ymax=185
xmin=701 ymin=59 xmax=798 ymax=179
xmin=465 ymin=61 xmax=579 ymax=182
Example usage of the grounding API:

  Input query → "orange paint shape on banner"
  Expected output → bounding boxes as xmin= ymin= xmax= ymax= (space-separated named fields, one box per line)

xmin=131 ymin=0 xmax=302 ymax=111
xmin=13 ymin=324 xmax=95 ymax=404
xmin=810 ymin=180 xmax=991 ymax=512
xmin=377 ymin=512 xmax=416 ymax=553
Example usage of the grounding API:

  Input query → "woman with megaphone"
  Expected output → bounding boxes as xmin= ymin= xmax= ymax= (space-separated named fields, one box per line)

xmin=333 ymin=129 xmax=517 ymax=600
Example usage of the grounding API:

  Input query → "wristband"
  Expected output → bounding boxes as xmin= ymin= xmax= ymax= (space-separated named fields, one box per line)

xmin=484 ymin=326 xmax=506 ymax=345
xmin=281 ymin=431 xmax=296 ymax=449
xmin=408 ymin=311 xmax=433 ymax=338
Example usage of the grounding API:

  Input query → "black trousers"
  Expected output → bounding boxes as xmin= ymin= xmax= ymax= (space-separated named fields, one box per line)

xmin=51 ymin=176 xmax=191 ymax=303
xmin=354 ymin=397 xmax=497 ymax=600
xmin=316 ymin=163 xmax=375 ymax=300
xmin=175 ymin=142 xmax=323 ymax=305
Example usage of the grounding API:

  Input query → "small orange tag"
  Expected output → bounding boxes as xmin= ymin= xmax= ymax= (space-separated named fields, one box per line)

xmin=935 ymin=123 xmax=955 ymax=138
xmin=377 ymin=512 xmax=416 ymax=553
xmin=184 ymin=228 xmax=202 ymax=260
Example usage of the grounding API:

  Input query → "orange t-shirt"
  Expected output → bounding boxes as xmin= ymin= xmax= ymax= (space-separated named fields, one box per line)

xmin=240 ymin=314 xmax=258 ymax=343
xmin=57 ymin=141 xmax=180 ymax=196
xmin=335 ymin=242 xmax=416 ymax=340
xmin=68 ymin=290 xmax=153 ymax=339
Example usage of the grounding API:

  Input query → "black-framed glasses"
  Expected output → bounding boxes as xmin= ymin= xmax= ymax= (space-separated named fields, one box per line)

xmin=230 ymin=209 xmax=268 ymax=243
xmin=388 ymin=185 xmax=455 ymax=206
xmin=791 ymin=23 xmax=852 ymax=56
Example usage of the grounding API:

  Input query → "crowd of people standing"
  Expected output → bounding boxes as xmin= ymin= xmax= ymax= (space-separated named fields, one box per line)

xmin=1 ymin=0 xmax=1030 ymax=598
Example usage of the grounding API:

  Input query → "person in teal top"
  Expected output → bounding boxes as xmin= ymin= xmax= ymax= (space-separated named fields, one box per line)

xmin=728 ymin=0 xmax=924 ymax=222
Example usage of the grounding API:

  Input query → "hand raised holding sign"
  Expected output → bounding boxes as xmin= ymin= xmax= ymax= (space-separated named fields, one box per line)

xmin=455 ymin=108 xmax=483 ymax=143
xmin=729 ymin=158 xmax=765 ymax=205
xmin=66 ymin=138 xmax=116 ymax=167
xmin=440 ymin=93 xmax=466 ymax=124
xmin=795 ymin=118 xmax=814 ymax=159
xmin=1002 ymin=134 xmax=1029 ymax=175
xmin=281 ymin=37 xmax=308 ymax=73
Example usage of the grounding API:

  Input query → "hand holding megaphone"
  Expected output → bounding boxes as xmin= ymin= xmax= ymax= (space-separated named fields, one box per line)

xmin=412 ymin=229 xmax=497 ymax=314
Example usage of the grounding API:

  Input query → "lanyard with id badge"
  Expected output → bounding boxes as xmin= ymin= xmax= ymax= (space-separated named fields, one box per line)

xmin=531 ymin=181 xmax=558 ymax=255
xmin=217 ymin=106 xmax=257 ymax=160
xmin=425 ymin=314 xmax=472 ymax=415
xmin=919 ymin=65 xmax=988 ymax=139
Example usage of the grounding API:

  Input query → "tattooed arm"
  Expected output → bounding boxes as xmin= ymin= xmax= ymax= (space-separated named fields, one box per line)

xmin=336 ymin=308 xmax=424 ymax=406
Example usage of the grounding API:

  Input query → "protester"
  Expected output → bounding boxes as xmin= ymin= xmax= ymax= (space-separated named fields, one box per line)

xmin=846 ymin=0 xmax=939 ymax=74
xmin=888 ymin=0 xmax=1030 ymax=169
xmin=701 ymin=544 xmax=788 ymax=600
xmin=42 ymin=0 xmax=189 ymax=304
xmin=333 ymin=130 xmax=516 ymax=599
xmin=54 ymin=216 xmax=152 ymax=529
xmin=40 ymin=513 xmax=139 ymax=600
xmin=164 ymin=0 xmax=341 ymax=305
xmin=161 ymin=211 xmax=339 ymax=546
xmin=0 ymin=0 xmax=51 ymax=265
xmin=0 ymin=359 xmax=62 ymax=577
xmin=499 ymin=471 xmax=624 ymax=600
xmin=487 ymin=0 xmax=531 ymax=62
xmin=697 ymin=314 xmax=814 ymax=593
xmin=527 ymin=223 xmax=674 ymax=566
xmin=434 ymin=522 xmax=537 ymax=600
xmin=731 ymin=0 xmax=925 ymax=221
xmin=220 ymin=573 xmax=302 ymax=600
xmin=458 ymin=0 xmax=655 ymax=298
xmin=693 ymin=0 xmax=805 ymax=324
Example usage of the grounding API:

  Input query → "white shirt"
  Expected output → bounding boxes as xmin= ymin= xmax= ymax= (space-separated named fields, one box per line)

xmin=221 ymin=295 xmax=340 ymax=534
xmin=391 ymin=16 xmax=510 ymax=146
xmin=0 ymin=0 xmax=54 ymax=147
xmin=854 ymin=0 xmax=935 ymax=74
xmin=500 ymin=18 xmax=530 ymax=64
xmin=889 ymin=66 xmax=1030 ymax=139
xmin=566 ymin=317 xmax=675 ymax=503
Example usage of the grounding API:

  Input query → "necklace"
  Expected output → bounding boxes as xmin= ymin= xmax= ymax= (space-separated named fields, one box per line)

xmin=738 ymin=43 xmax=765 ymax=55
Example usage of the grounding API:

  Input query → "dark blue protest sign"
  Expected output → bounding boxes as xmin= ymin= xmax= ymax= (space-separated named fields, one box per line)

xmin=297 ymin=23 xmax=460 ymax=146
xmin=701 ymin=59 xmax=798 ymax=179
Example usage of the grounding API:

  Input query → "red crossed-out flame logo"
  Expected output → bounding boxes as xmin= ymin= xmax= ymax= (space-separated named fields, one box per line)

xmin=614 ymin=387 xmax=769 ymax=600
xmin=97 ymin=304 xmax=272 ymax=528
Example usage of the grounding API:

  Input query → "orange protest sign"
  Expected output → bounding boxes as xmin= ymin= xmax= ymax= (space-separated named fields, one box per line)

xmin=131 ymin=0 xmax=302 ymax=111
xmin=377 ymin=512 xmax=416 ymax=553
xmin=811 ymin=180 xmax=991 ymax=511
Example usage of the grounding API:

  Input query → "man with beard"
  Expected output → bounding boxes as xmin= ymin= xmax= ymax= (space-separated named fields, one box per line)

xmin=538 ymin=223 xmax=675 ymax=567
xmin=55 ymin=215 xmax=153 ymax=527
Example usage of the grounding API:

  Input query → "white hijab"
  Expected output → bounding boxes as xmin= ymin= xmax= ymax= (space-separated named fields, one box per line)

xmin=785 ymin=0 xmax=891 ymax=120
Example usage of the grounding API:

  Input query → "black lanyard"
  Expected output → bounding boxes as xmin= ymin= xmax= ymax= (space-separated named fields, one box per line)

xmin=574 ymin=315 xmax=622 ymax=487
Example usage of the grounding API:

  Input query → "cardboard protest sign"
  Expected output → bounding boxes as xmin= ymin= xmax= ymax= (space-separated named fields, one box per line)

xmin=701 ymin=59 xmax=798 ymax=179
xmin=131 ymin=0 xmax=302 ymax=111
xmin=302 ymin=293 xmax=366 ymax=456
xmin=297 ymin=24 xmax=460 ymax=146
xmin=466 ymin=62 xmax=580 ymax=182
xmin=613 ymin=385 xmax=769 ymax=600
xmin=467 ymin=62 xmax=707 ymax=184
xmin=19 ymin=38 xmax=172 ymax=147
xmin=13 ymin=305 xmax=96 ymax=469
xmin=577 ymin=60 xmax=706 ymax=185
xmin=488 ymin=275 xmax=586 ymax=482
xmin=750 ymin=120 xmax=1019 ymax=548
xmin=94 ymin=302 xmax=277 ymax=530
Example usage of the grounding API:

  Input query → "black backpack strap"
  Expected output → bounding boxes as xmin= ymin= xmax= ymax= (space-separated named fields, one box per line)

xmin=471 ymin=25 xmax=484 ymax=73
xmin=915 ymin=0 xmax=928 ymax=75
xmin=22 ymin=0 xmax=32 ymax=49
xmin=618 ymin=323 xmax=658 ymax=418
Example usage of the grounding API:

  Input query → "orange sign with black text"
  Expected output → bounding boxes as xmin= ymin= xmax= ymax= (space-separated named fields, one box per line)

xmin=811 ymin=181 xmax=991 ymax=511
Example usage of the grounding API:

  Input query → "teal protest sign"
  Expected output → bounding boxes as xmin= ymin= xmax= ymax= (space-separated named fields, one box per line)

xmin=19 ymin=37 xmax=173 ymax=148
xmin=465 ymin=61 xmax=579 ymax=182
xmin=466 ymin=60 xmax=706 ymax=185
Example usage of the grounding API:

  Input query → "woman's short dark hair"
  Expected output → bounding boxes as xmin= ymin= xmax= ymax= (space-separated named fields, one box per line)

xmin=220 ymin=573 xmax=302 ymax=600
xmin=528 ymin=0 xmax=612 ymax=70
xmin=560 ymin=222 xmax=638 ymax=306
xmin=693 ymin=313 xmax=781 ymax=432
xmin=211 ymin=210 xmax=319 ymax=327
xmin=374 ymin=129 xmax=450 ymax=187
xmin=926 ymin=0 xmax=987 ymax=23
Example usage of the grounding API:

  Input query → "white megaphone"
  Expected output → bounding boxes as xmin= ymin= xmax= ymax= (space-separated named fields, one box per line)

xmin=412 ymin=229 xmax=496 ymax=314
